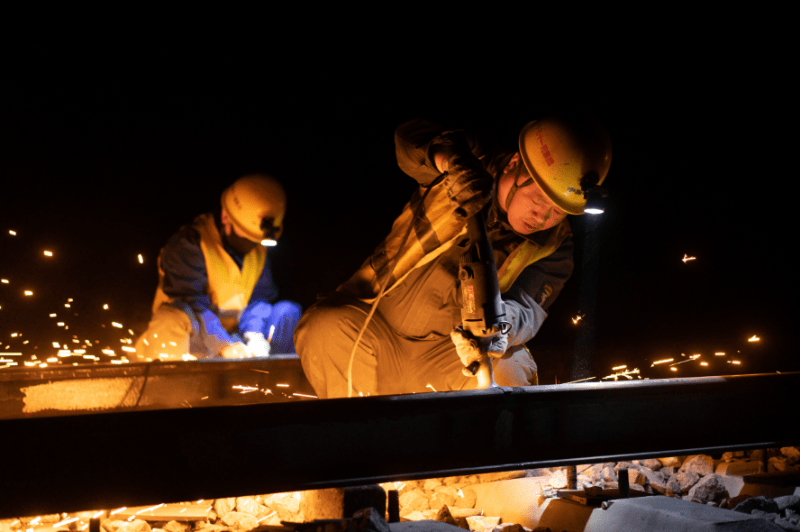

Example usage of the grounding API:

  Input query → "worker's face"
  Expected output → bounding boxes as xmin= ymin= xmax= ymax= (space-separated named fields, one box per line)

xmin=498 ymin=153 xmax=567 ymax=234
xmin=221 ymin=209 xmax=260 ymax=255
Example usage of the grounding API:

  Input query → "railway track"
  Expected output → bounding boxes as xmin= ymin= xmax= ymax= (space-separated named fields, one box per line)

xmin=1 ymin=362 xmax=799 ymax=520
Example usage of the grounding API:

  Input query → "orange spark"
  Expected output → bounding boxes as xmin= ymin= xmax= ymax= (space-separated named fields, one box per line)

xmin=748 ymin=335 xmax=760 ymax=342
xmin=651 ymin=358 xmax=674 ymax=366
xmin=682 ymin=254 xmax=696 ymax=263
xmin=53 ymin=517 xmax=79 ymax=528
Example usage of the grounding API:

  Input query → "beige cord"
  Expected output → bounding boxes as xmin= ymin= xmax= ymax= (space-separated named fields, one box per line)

xmin=346 ymin=174 xmax=445 ymax=397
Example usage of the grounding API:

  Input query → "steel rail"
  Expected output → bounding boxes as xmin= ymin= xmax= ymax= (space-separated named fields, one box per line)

xmin=2 ymin=372 xmax=799 ymax=518
xmin=0 ymin=355 xmax=316 ymax=418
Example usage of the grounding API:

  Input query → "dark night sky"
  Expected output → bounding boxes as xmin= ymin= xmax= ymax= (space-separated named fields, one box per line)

xmin=1 ymin=36 xmax=796 ymax=383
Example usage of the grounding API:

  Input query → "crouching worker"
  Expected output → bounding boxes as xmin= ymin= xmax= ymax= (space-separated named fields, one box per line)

xmin=295 ymin=115 xmax=612 ymax=397
xmin=134 ymin=174 xmax=301 ymax=360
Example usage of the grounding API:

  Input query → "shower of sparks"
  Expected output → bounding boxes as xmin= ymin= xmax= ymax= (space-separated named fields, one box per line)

xmin=732 ymin=360 xmax=741 ymax=365
xmin=292 ymin=393 xmax=318 ymax=399
xmin=258 ymin=512 xmax=277 ymax=523
xmin=9 ymin=230 xmax=16 ymax=235
xmin=110 ymin=508 xmax=127 ymax=516
xmin=233 ymin=385 xmax=259 ymax=394
xmin=136 ymin=503 xmax=165 ymax=515
xmin=651 ymin=358 xmax=674 ymax=367
xmin=138 ymin=254 xmax=144 ymax=264
xmin=24 ymin=290 xmax=33 ymax=296
xmin=426 ymin=384 xmax=437 ymax=392
xmin=611 ymin=365 xmax=627 ymax=371
xmin=715 ymin=352 xmax=726 ymax=356
xmin=53 ymin=517 xmax=79 ymax=528
xmin=111 ymin=322 xmax=123 ymax=328
xmin=700 ymin=362 xmax=708 ymax=366
xmin=602 ymin=368 xmax=640 ymax=380
xmin=43 ymin=250 xmax=53 ymax=257
xmin=571 ymin=313 xmax=585 ymax=324
xmin=748 ymin=335 xmax=760 ymax=342
xmin=682 ymin=254 xmax=696 ymax=263
xmin=670 ymin=367 xmax=678 ymax=372
xmin=276 ymin=383 xmax=289 ymax=388
xmin=565 ymin=376 xmax=597 ymax=384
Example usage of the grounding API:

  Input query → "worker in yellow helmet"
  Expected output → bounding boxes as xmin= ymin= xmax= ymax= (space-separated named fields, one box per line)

xmin=134 ymin=174 xmax=301 ymax=361
xmin=295 ymin=115 xmax=611 ymax=397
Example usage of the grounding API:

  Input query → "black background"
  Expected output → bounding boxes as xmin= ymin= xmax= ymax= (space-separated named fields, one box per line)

xmin=1 ymin=31 xmax=795 ymax=383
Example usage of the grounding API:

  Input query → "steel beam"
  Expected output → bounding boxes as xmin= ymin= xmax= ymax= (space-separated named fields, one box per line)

xmin=2 ymin=372 xmax=799 ymax=518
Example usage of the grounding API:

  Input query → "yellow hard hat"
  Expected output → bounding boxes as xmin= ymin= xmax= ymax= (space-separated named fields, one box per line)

xmin=221 ymin=174 xmax=286 ymax=243
xmin=518 ymin=115 xmax=612 ymax=215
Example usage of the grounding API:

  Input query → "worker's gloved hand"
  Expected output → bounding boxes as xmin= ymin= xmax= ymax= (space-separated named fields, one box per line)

xmin=450 ymin=327 xmax=509 ymax=377
xmin=219 ymin=342 xmax=250 ymax=359
xmin=431 ymin=131 xmax=493 ymax=215
xmin=243 ymin=331 xmax=271 ymax=358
